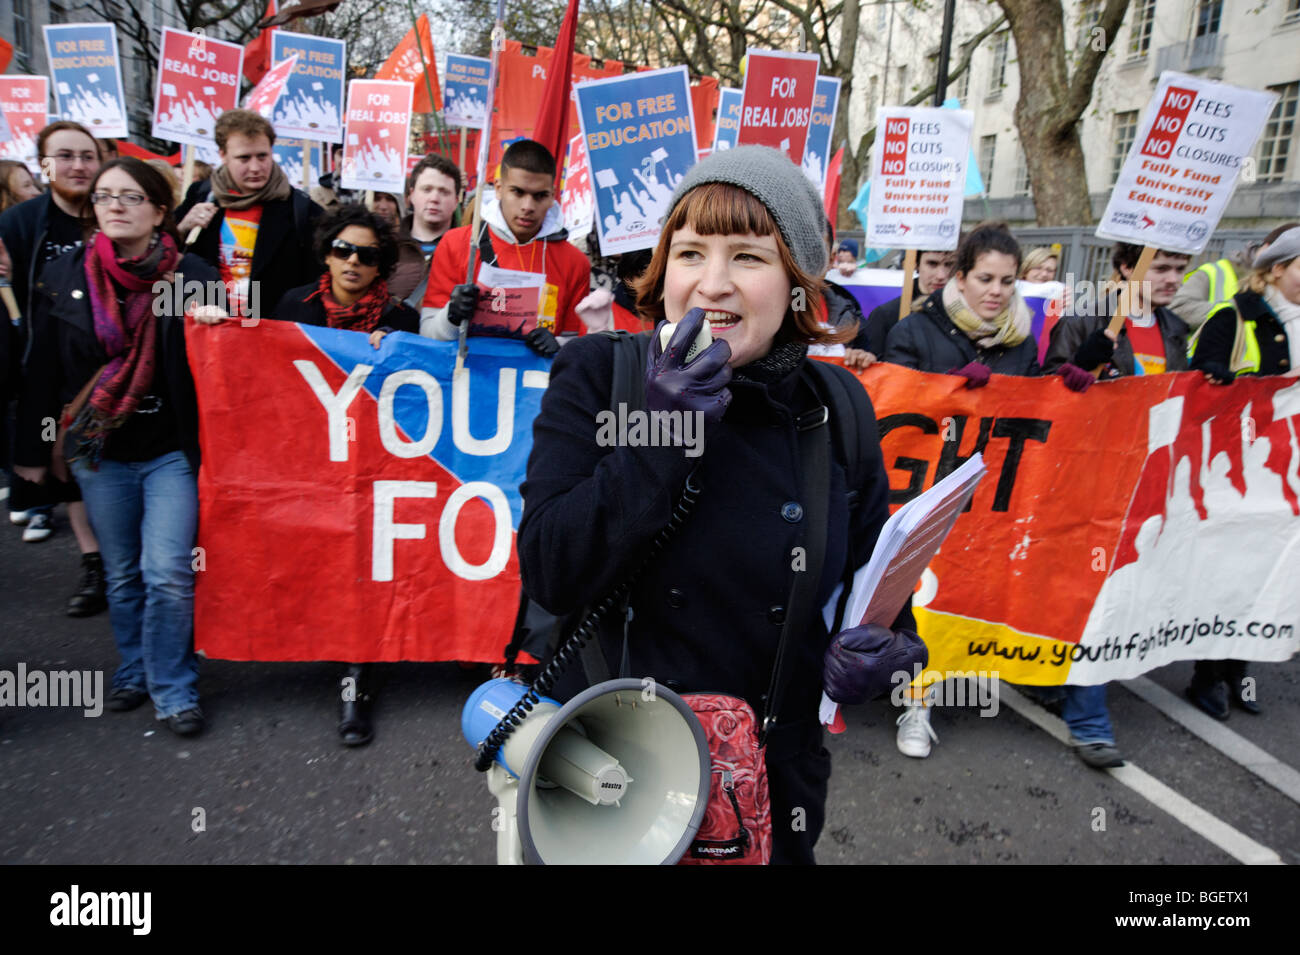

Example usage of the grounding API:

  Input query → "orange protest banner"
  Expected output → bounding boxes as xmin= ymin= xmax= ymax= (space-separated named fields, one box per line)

xmin=376 ymin=14 xmax=442 ymax=113
xmin=845 ymin=362 xmax=1300 ymax=685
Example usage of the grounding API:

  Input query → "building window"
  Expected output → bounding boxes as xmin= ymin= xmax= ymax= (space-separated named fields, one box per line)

xmin=1195 ymin=0 xmax=1222 ymax=37
xmin=954 ymin=61 xmax=971 ymax=103
xmin=49 ymin=3 xmax=67 ymax=24
xmin=1078 ymin=0 xmax=1102 ymax=51
xmin=13 ymin=0 xmax=33 ymax=71
xmin=1128 ymin=0 xmax=1156 ymax=57
xmin=1014 ymin=147 xmax=1031 ymax=197
xmin=979 ymin=135 xmax=997 ymax=192
xmin=986 ymin=31 xmax=1009 ymax=99
xmin=1257 ymin=82 xmax=1297 ymax=183
xmin=1111 ymin=110 xmax=1139 ymax=185
xmin=1285 ymin=0 xmax=1300 ymax=24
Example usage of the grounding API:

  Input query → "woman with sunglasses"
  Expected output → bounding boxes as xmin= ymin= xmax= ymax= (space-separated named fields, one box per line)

xmin=15 ymin=157 xmax=229 ymax=736
xmin=273 ymin=204 xmax=418 ymax=746
xmin=274 ymin=203 xmax=419 ymax=349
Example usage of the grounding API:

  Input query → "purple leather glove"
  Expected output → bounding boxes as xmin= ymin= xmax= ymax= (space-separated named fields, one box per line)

xmin=646 ymin=309 xmax=733 ymax=425
xmin=1056 ymin=362 xmax=1094 ymax=393
xmin=824 ymin=624 xmax=929 ymax=705
xmin=948 ymin=360 xmax=991 ymax=389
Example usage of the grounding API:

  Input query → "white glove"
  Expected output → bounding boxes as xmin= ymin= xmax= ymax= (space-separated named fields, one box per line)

xmin=574 ymin=288 xmax=615 ymax=333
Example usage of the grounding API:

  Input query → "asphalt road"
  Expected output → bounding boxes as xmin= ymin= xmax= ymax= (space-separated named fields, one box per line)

xmin=2 ymin=497 xmax=1297 ymax=866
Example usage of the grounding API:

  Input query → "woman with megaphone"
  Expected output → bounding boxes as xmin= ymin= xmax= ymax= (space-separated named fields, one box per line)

xmin=515 ymin=146 xmax=926 ymax=864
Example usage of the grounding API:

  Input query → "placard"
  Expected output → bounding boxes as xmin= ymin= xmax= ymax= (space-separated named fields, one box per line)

xmin=735 ymin=49 xmax=820 ymax=163
xmin=575 ymin=65 xmax=697 ymax=256
xmin=43 ymin=23 xmax=128 ymax=138
xmin=0 ymin=76 xmax=48 ymax=172
xmin=341 ymin=79 xmax=414 ymax=193
xmin=712 ymin=87 xmax=742 ymax=151
xmin=152 ymin=27 xmax=243 ymax=148
xmin=803 ymin=76 xmax=841 ymax=189
xmin=865 ymin=106 xmax=972 ymax=251
xmin=270 ymin=31 xmax=346 ymax=143
xmin=1096 ymin=72 xmax=1278 ymax=254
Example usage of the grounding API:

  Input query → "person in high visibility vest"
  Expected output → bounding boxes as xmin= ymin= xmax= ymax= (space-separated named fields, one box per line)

xmin=1185 ymin=226 xmax=1300 ymax=719
xmin=1172 ymin=221 xmax=1299 ymax=330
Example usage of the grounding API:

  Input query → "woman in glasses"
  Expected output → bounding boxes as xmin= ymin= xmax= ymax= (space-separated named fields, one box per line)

xmin=274 ymin=203 xmax=419 ymax=349
xmin=14 ymin=157 xmax=229 ymax=736
xmin=273 ymin=204 xmax=419 ymax=746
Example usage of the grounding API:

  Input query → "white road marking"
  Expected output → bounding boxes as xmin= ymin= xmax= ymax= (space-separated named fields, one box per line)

xmin=1000 ymin=684 xmax=1284 ymax=865
xmin=1122 ymin=676 xmax=1300 ymax=805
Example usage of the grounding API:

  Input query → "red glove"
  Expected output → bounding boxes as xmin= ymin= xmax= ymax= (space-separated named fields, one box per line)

xmin=948 ymin=361 xmax=990 ymax=389
xmin=1056 ymin=362 xmax=1094 ymax=393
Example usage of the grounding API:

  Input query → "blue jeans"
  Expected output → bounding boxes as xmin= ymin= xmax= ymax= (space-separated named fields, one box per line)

xmin=1025 ymin=682 xmax=1115 ymax=744
xmin=1062 ymin=683 xmax=1114 ymax=744
xmin=72 ymin=451 xmax=200 ymax=719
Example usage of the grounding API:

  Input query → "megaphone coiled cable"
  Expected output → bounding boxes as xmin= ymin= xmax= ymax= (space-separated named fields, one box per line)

xmin=474 ymin=469 xmax=701 ymax=773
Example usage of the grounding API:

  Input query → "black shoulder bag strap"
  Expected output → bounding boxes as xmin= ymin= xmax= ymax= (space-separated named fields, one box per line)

xmin=759 ymin=372 xmax=831 ymax=745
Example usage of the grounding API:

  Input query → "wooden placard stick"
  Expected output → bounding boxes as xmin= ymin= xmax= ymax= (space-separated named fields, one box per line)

xmin=302 ymin=141 xmax=312 ymax=190
xmin=898 ymin=247 xmax=918 ymax=321
xmin=1095 ymin=244 xmax=1157 ymax=377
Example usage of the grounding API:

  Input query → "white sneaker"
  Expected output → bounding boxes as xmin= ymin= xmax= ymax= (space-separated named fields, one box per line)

xmin=9 ymin=509 xmax=33 ymax=526
xmin=22 ymin=512 xmax=53 ymax=542
xmin=895 ymin=704 xmax=938 ymax=758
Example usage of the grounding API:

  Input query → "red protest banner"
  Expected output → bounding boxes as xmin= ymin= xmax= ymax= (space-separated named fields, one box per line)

xmin=375 ymin=14 xmax=442 ymax=113
xmin=736 ymin=49 xmax=819 ymax=163
xmin=689 ymin=76 xmax=718 ymax=153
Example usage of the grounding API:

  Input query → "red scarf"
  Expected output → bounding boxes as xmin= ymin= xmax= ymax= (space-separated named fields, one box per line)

xmin=72 ymin=231 xmax=180 ymax=465
xmin=311 ymin=272 xmax=391 ymax=332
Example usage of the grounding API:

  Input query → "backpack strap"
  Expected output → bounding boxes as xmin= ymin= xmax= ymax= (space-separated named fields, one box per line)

xmin=803 ymin=359 xmax=871 ymax=635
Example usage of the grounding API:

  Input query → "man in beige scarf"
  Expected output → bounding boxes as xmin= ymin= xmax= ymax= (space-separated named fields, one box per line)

xmin=175 ymin=110 xmax=323 ymax=321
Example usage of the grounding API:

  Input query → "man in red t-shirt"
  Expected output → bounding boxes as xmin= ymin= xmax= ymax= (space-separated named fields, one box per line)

xmin=420 ymin=140 xmax=591 ymax=356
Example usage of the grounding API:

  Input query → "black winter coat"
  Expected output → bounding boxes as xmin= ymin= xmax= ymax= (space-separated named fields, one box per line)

xmin=1043 ymin=305 xmax=1189 ymax=378
xmin=1189 ymin=290 xmax=1293 ymax=377
xmin=15 ymin=246 xmax=217 ymax=472
xmin=861 ymin=278 xmax=923 ymax=357
xmin=517 ymin=332 xmax=908 ymax=740
xmin=272 ymin=282 xmax=420 ymax=333
xmin=884 ymin=290 xmax=1041 ymax=376
xmin=176 ymin=180 xmax=324 ymax=322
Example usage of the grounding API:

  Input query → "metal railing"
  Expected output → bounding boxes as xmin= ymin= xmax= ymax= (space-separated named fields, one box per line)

xmin=1155 ymin=32 xmax=1227 ymax=74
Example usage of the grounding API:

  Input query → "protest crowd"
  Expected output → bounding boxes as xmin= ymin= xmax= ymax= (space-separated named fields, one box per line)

xmin=1 ymin=3 xmax=1298 ymax=867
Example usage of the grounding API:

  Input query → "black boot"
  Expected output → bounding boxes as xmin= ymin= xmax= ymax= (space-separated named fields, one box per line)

xmin=338 ymin=664 xmax=374 ymax=746
xmin=67 ymin=552 xmax=108 ymax=618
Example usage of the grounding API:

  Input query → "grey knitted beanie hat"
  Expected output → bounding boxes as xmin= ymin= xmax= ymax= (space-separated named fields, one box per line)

xmin=665 ymin=145 xmax=827 ymax=278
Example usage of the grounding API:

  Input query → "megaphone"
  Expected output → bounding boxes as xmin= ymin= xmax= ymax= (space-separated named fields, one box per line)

xmin=463 ymin=678 xmax=710 ymax=865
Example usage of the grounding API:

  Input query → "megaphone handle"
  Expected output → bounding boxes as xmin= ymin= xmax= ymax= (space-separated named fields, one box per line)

xmin=474 ymin=468 xmax=703 ymax=772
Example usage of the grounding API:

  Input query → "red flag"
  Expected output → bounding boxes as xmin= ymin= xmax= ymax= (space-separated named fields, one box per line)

xmin=689 ymin=77 xmax=719 ymax=153
xmin=117 ymin=140 xmax=183 ymax=164
xmin=375 ymin=14 xmax=442 ymax=113
xmin=242 ymin=0 xmax=279 ymax=85
xmin=824 ymin=147 xmax=844 ymax=224
xmin=532 ymin=0 xmax=580 ymax=186
xmin=0 ymin=37 xmax=12 ymax=75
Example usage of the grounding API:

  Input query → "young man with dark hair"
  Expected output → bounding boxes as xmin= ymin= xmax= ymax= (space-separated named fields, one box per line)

xmin=176 ymin=109 xmax=323 ymax=320
xmin=389 ymin=154 xmax=463 ymax=306
xmin=420 ymin=139 xmax=591 ymax=356
xmin=1044 ymin=243 xmax=1192 ymax=380
xmin=860 ymin=248 xmax=957 ymax=360
xmin=0 ymin=120 xmax=107 ymax=611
